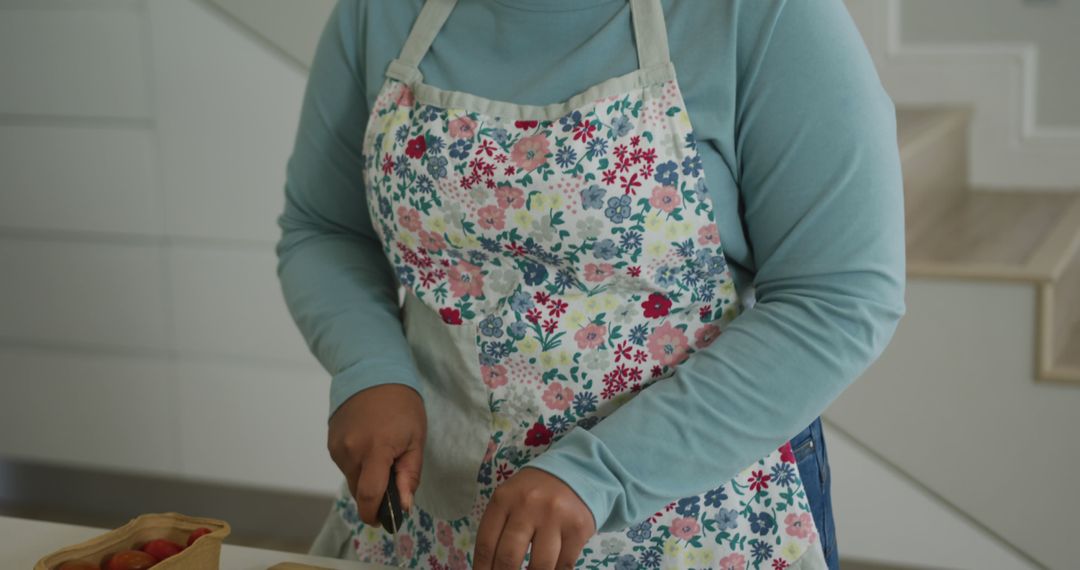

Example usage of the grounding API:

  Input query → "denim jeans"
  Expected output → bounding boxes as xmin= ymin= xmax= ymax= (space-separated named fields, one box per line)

xmin=792 ymin=416 xmax=839 ymax=570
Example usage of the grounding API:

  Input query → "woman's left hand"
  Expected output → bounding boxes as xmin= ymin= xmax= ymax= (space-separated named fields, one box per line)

xmin=472 ymin=467 xmax=596 ymax=570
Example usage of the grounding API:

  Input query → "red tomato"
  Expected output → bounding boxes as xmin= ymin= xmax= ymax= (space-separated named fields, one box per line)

xmin=141 ymin=538 xmax=183 ymax=561
xmin=186 ymin=527 xmax=213 ymax=547
xmin=104 ymin=549 xmax=157 ymax=570
xmin=56 ymin=562 xmax=99 ymax=570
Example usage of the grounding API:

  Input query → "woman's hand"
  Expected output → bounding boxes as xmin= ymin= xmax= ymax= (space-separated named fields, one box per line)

xmin=327 ymin=383 xmax=426 ymax=525
xmin=473 ymin=467 xmax=596 ymax=570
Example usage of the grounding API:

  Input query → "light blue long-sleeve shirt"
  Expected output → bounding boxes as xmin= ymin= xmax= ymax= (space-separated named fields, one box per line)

xmin=275 ymin=0 xmax=906 ymax=533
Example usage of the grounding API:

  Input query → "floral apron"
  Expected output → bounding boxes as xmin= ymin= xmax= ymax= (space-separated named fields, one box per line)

xmin=331 ymin=0 xmax=829 ymax=568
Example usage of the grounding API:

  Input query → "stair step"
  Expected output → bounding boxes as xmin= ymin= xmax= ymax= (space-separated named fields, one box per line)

xmin=907 ymin=189 xmax=1080 ymax=281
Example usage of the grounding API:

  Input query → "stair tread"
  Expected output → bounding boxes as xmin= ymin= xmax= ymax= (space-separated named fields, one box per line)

xmin=907 ymin=189 xmax=1080 ymax=279
xmin=896 ymin=106 xmax=969 ymax=156
xmin=1057 ymin=322 xmax=1080 ymax=372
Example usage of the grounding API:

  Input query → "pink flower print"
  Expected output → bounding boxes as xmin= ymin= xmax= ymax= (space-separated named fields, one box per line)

xmin=583 ymin=262 xmax=614 ymax=282
xmin=542 ymin=381 xmax=574 ymax=411
xmin=511 ymin=133 xmax=550 ymax=172
xmin=649 ymin=185 xmax=681 ymax=213
xmin=397 ymin=206 xmax=423 ymax=232
xmin=574 ymin=323 xmax=607 ymax=350
xmin=646 ymin=322 xmax=690 ymax=366
xmin=785 ymin=512 xmax=818 ymax=542
xmin=779 ymin=441 xmax=796 ymax=463
xmin=494 ymin=185 xmax=526 ymax=209
xmin=476 ymin=204 xmax=506 ymax=230
xmin=395 ymin=534 xmax=414 ymax=560
xmin=419 ymin=230 xmax=446 ymax=252
xmin=719 ymin=553 xmax=747 ymax=570
xmin=395 ymin=85 xmax=414 ymax=107
xmin=436 ymin=520 xmax=454 ymax=546
xmin=482 ymin=439 xmax=498 ymax=463
xmin=481 ymin=363 xmax=508 ymax=389
xmin=698 ymin=222 xmax=721 ymax=245
xmin=693 ymin=323 xmax=722 ymax=349
xmin=447 ymin=260 xmax=484 ymax=298
xmin=447 ymin=547 xmax=468 ymax=570
xmin=448 ymin=116 xmax=476 ymax=139
xmin=669 ymin=516 xmax=700 ymax=541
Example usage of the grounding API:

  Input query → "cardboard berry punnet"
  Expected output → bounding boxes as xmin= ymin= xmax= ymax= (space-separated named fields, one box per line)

xmin=34 ymin=512 xmax=230 ymax=570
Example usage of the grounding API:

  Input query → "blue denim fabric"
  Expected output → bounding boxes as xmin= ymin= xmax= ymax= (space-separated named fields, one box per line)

xmin=792 ymin=416 xmax=839 ymax=570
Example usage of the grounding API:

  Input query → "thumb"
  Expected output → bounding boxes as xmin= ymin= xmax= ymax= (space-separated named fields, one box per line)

xmin=395 ymin=446 xmax=424 ymax=513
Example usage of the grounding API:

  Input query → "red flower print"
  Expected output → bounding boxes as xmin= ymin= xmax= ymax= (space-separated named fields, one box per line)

xmin=494 ymin=185 xmax=525 ymax=209
xmin=613 ymin=144 xmax=628 ymax=160
xmin=439 ymin=307 xmax=462 ymax=325
xmin=669 ymin=516 xmax=700 ymax=541
xmin=620 ymin=172 xmax=641 ymax=195
xmin=534 ymin=291 xmax=551 ymax=305
xmin=749 ymin=469 xmax=771 ymax=492
xmin=505 ymin=242 xmax=528 ymax=256
xmin=649 ymin=185 xmax=681 ymax=213
xmin=693 ymin=323 xmax=722 ymax=349
xmin=779 ymin=441 xmax=796 ymax=463
xmin=477 ymin=139 xmax=497 ymax=157
xmin=574 ymin=323 xmax=607 ymax=350
xmin=542 ymin=318 xmax=558 ymax=334
xmin=510 ymin=133 xmax=549 ymax=171
xmin=651 ymin=365 xmax=663 ymax=378
xmin=642 ymin=292 xmax=672 ymax=318
xmin=646 ymin=322 xmax=690 ymax=366
xmin=772 ymin=560 xmax=790 ymax=570
xmin=381 ymin=153 xmax=394 ymax=175
xmin=640 ymin=147 xmax=657 ymax=164
xmin=630 ymin=134 xmax=641 ymax=147
xmin=405 ymin=135 xmax=426 ymax=159
xmin=525 ymin=308 xmax=543 ymax=323
xmin=627 ymin=265 xmax=641 ymax=277
xmin=572 ymin=119 xmax=596 ymax=142
xmin=447 ymin=260 xmax=484 ymax=298
xmin=613 ymin=341 xmax=632 ymax=362
xmin=547 ymin=298 xmax=569 ymax=317
xmin=496 ymin=462 xmax=514 ymax=482
xmin=698 ymin=304 xmax=711 ymax=319
xmin=514 ymin=119 xmax=539 ymax=130
xmin=602 ymin=169 xmax=617 ymax=185
xmin=476 ymin=204 xmax=506 ymax=230
xmin=524 ymin=422 xmax=553 ymax=447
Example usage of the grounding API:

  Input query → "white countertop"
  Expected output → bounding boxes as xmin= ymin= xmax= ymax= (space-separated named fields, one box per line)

xmin=0 ymin=515 xmax=390 ymax=570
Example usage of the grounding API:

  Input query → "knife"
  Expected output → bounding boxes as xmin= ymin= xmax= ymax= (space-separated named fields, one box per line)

xmin=377 ymin=464 xmax=404 ymax=534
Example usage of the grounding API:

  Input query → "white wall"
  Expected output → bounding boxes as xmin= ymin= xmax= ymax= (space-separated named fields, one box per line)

xmin=0 ymin=0 xmax=340 ymax=495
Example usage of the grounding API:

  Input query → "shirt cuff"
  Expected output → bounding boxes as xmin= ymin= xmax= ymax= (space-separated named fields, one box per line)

xmin=328 ymin=360 xmax=424 ymax=420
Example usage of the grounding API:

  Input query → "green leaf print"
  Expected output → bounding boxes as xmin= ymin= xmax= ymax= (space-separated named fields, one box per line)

xmin=665 ymin=106 xmax=682 ymax=116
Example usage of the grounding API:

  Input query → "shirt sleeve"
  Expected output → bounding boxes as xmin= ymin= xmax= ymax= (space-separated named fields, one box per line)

xmin=525 ymin=0 xmax=907 ymax=533
xmin=275 ymin=0 xmax=423 ymax=419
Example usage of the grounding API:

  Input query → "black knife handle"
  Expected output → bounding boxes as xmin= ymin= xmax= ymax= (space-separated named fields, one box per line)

xmin=377 ymin=464 xmax=403 ymax=534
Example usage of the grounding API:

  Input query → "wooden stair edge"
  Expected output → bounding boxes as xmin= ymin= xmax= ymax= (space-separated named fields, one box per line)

xmin=897 ymin=104 xmax=973 ymax=164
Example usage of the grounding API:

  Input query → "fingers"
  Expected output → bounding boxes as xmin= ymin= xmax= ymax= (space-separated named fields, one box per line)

xmin=527 ymin=527 xmax=561 ymax=570
xmin=354 ymin=447 xmax=394 ymax=525
xmin=492 ymin=511 xmax=533 ymax=570
xmin=473 ymin=493 xmax=509 ymax=570
xmin=555 ymin=527 xmax=590 ymax=570
xmin=395 ymin=446 xmax=424 ymax=513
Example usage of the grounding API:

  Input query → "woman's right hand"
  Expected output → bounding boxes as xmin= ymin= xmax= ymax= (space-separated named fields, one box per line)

xmin=327 ymin=383 xmax=427 ymax=525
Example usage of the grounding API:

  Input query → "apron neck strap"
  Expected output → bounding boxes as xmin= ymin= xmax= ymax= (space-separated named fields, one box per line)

xmin=385 ymin=0 xmax=671 ymax=84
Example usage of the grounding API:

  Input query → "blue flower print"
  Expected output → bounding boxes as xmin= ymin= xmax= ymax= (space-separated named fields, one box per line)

xmin=619 ymin=230 xmax=642 ymax=251
xmin=771 ymin=461 xmax=797 ymax=487
xmin=396 ymin=265 xmax=415 ymax=287
xmin=556 ymin=146 xmax=577 ymax=168
xmin=479 ymin=314 xmax=503 ymax=338
xmin=714 ymin=507 xmax=738 ymax=531
xmin=426 ymin=154 xmax=448 ymax=179
xmin=509 ymin=290 xmax=534 ymax=313
xmin=610 ymin=114 xmax=633 ymax=138
xmin=414 ymin=174 xmax=434 ymax=194
xmin=693 ymin=177 xmax=708 ymax=202
xmin=684 ymin=130 xmax=698 ymax=151
xmin=508 ymin=320 xmax=528 ymax=339
xmin=381 ymin=535 xmax=394 ymax=558
xmin=654 ymin=160 xmax=678 ymax=185
xmin=751 ymin=540 xmax=774 ymax=564
xmin=587 ymin=137 xmax=609 ymax=157
xmin=614 ymin=554 xmax=638 ymax=570
xmin=448 ymin=139 xmax=472 ymax=159
xmin=581 ymin=184 xmax=606 ymax=210
xmin=418 ymin=510 xmax=433 ymax=531
xmin=604 ymin=195 xmax=632 ymax=223
xmin=467 ymin=250 xmax=488 ymax=265
xmin=395 ymin=123 xmax=409 ymax=145
xmin=625 ymin=521 xmax=652 ymax=544
xmin=490 ymin=127 xmax=510 ymax=146
xmin=681 ymin=153 xmax=703 ymax=177
xmin=559 ymin=110 xmax=582 ymax=132
xmin=748 ymin=511 xmax=774 ymax=536
xmin=416 ymin=533 xmax=432 ymax=555
xmin=628 ymin=323 xmax=648 ymax=346
xmin=592 ymin=238 xmax=617 ymax=260
xmin=477 ymin=461 xmax=492 ymax=485
xmin=654 ymin=264 xmax=678 ymax=287
xmin=427 ymin=135 xmax=445 ymax=155
xmin=704 ymin=485 xmax=728 ymax=507
xmin=478 ymin=352 xmax=496 ymax=366
xmin=640 ymin=548 xmax=662 ymax=568
xmin=378 ymin=196 xmax=392 ymax=218
xmin=419 ymin=105 xmax=440 ymax=122
xmin=339 ymin=500 xmax=360 ymax=525
xmin=547 ymin=415 xmax=569 ymax=434
xmin=521 ymin=260 xmax=548 ymax=286
xmin=577 ymin=416 xmax=600 ymax=430
xmin=394 ymin=155 xmax=411 ymax=178
xmin=573 ymin=391 xmax=598 ymax=415
xmin=675 ymin=496 xmax=700 ymax=518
